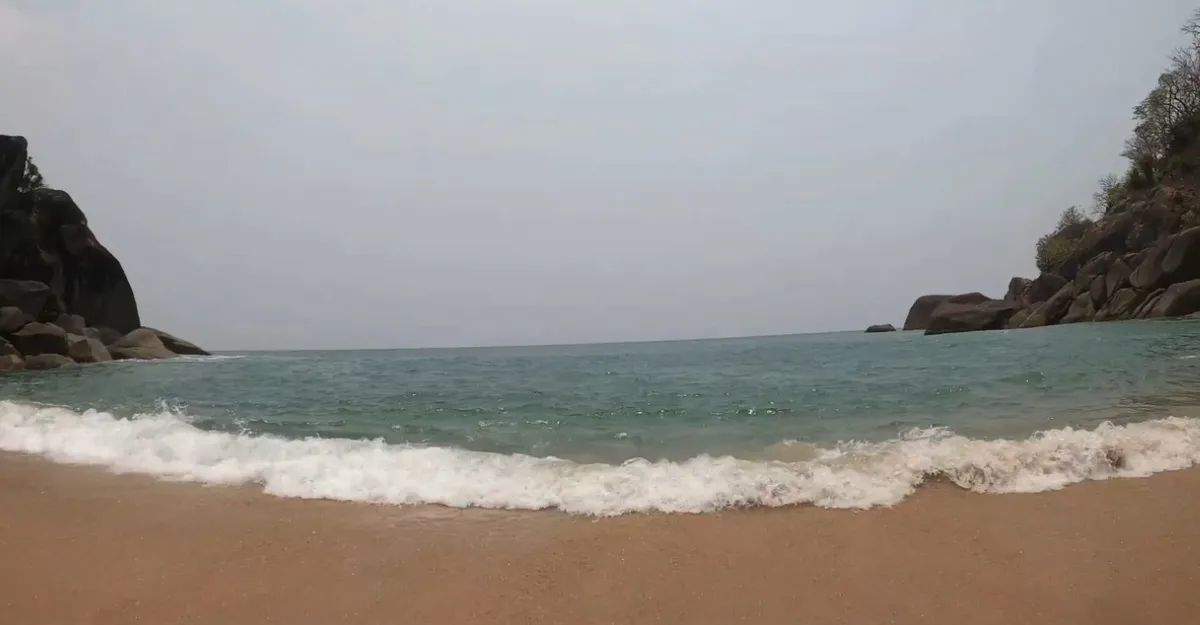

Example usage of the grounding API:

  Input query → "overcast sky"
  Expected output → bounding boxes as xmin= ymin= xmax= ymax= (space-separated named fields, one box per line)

xmin=2 ymin=1 xmax=1196 ymax=349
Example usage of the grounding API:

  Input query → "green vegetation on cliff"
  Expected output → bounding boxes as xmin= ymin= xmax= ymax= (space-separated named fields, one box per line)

xmin=1036 ymin=9 xmax=1200 ymax=273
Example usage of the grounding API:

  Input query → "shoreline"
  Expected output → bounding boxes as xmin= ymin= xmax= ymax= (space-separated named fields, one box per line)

xmin=3 ymin=453 xmax=1199 ymax=624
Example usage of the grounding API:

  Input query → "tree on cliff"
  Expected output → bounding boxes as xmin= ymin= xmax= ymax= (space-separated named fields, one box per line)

xmin=17 ymin=156 xmax=45 ymax=196
xmin=1035 ymin=206 xmax=1092 ymax=273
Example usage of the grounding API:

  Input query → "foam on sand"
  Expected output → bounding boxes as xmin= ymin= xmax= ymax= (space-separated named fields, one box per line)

xmin=1 ymin=400 xmax=1198 ymax=515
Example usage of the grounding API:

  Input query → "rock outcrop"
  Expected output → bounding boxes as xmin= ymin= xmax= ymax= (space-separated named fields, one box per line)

xmin=905 ymin=190 xmax=1200 ymax=334
xmin=925 ymin=298 xmax=1020 ymax=335
xmin=903 ymin=292 xmax=990 ymax=331
xmin=865 ymin=324 xmax=897 ymax=333
xmin=0 ymin=134 xmax=208 ymax=372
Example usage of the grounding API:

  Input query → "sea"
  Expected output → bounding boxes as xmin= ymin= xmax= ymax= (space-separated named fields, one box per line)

xmin=4 ymin=320 xmax=1200 ymax=516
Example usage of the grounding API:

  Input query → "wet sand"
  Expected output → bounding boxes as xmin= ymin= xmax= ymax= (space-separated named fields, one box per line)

xmin=2 ymin=454 xmax=1198 ymax=624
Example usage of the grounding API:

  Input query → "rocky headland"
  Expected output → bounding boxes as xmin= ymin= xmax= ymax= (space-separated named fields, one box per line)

xmin=0 ymin=134 xmax=207 ymax=371
xmin=904 ymin=12 xmax=1200 ymax=336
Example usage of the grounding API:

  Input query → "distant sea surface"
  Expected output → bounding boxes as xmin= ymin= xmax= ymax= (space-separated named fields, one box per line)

xmin=4 ymin=320 xmax=1200 ymax=515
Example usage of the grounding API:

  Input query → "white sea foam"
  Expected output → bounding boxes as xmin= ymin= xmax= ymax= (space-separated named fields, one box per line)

xmin=2 ymin=400 xmax=1198 ymax=516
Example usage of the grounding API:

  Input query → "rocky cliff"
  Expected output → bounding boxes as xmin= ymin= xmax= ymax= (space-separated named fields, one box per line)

xmin=0 ymin=134 xmax=206 ymax=371
xmin=904 ymin=11 xmax=1200 ymax=336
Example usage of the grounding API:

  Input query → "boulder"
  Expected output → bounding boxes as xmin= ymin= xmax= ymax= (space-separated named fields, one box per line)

xmin=925 ymin=299 xmax=1020 ymax=335
xmin=1133 ymin=288 xmax=1167 ymax=319
xmin=1096 ymin=288 xmax=1146 ymax=321
xmin=904 ymin=293 xmax=990 ymax=331
xmin=1023 ymin=274 xmax=1069 ymax=309
xmin=1007 ymin=309 xmax=1031 ymax=329
xmin=67 ymin=334 xmax=112 ymax=364
xmin=23 ymin=353 xmax=74 ymax=371
xmin=0 ymin=336 xmax=17 ymax=357
xmin=1089 ymin=276 xmax=1107 ymax=309
xmin=865 ymin=324 xmax=897 ymax=333
xmin=108 ymin=328 xmax=176 ymax=360
xmin=1105 ymin=259 xmax=1133 ymax=300
xmin=0 ymin=280 xmax=51 ymax=318
xmin=0 ymin=306 xmax=29 ymax=334
xmin=1145 ymin=279 xmax=1200 ymax=318
xmin=54 ymin=313 xmax=86 ymax=335
xmin=0 ymin=354 xmax=23 ymax=372
xmin=1130 ymin=240 xmax=1171 ymax=290
xmin=1073 ymin=252 xmax=1116 ymax=290
xmin=86 ymin=326 xmax=124 ymax=346
xmin=1020 ymin=284 xmax=1075 ymax=328
xmin=145 ymin=327 xmax=209 ymax=356
xmin=1061 ymin=293 xmax=1096 ymax=324
xmin=9 ymin=321 xmax=69 ymax=356
xmin=1005 ymin=277 xmax=1032 ymax=303
xmin=1161 ymin=226 xmax=1200 ymax=282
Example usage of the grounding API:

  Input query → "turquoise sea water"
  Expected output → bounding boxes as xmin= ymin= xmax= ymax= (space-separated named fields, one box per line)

xmin=4 ymin=320 xmax=1200 ymax=514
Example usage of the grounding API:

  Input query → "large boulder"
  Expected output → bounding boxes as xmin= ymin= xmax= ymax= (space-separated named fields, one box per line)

xmin=0 ymin=336 xmax=18 ymax=358
xmin=1130 ymin=240 xmax=1171 ymax=290
xmin=108 ymin=328 xmax=176 ymax=360
xmin=865 ymin=324 xmax=896 ymax=333
xmin=9 ymin=321 xmax=69 ymax=356
xmin=32 ymin=189 xmax=142 ymax=333
xmin=85 ymin=326 xmax=124 ymax=346
xmin=1088 ymin=276 xmax=1107 ymax=308
xmin=1020 ymin=284 xmax=1076 ymax=328
xmin=1073 ymin=252 xmax=1116 ymax=291
xmin=0 ymin=306 xmax=29 ymax=334
xmin=904 ymin=293 xmax=990 ymax=331
xmin=1105 ymin=259 xmax=1133 ymax=301
xmin=23 ymin=353 xmax=74 ymax=371
xmin=1023 ymin=273 xmax=1069 ymax=309
xmin=1005 ymin=277 xmax=1032 ymax=303
xmin=925 ymin=299 xmax=1020 ymax=335
xmin=1133 ymin=288 xmax=1167 ymax=319
xmin=67 ymin=334 xmax=111 ymax=364
xmin=1061 ymin=293 xmax=1097 ymax=324
xmin=144 ymin=327 xmax=209 ymax=356
xmin=1006 ymin=309 xmax=1031 ymax=329
xmin=1161 ymin=226 xmax=1200 ymax=282
xmin=0 ymin=353 xmax=22 ymax=372
xmin=0 ymin=280 xmax=51 ymax=318
xmin=54 ymin=313 xmax=86 ymax=335
xmin=1096 ymin=288 xmax=1146 ymax=321
xmin=1145 ymin=279 xmax=1200 ymax=318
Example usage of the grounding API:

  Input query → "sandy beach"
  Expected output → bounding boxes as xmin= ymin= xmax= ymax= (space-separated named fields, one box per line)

xmin=0 ymin=454 xmax=1195 ymax=624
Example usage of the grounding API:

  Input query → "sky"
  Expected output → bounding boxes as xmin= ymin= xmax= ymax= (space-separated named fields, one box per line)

xmin=2 ymin=0 xmax=1198 ymax=350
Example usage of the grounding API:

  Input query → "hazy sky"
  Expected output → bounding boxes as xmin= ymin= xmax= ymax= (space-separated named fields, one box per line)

xmin=2 ymin=1 xmax=1196 ymax=349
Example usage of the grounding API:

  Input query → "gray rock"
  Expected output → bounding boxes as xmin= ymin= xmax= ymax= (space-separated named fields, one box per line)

xmin=1146 ymin=279 xmax=1200 ymax=318
xmin=1061 ymin=293 xmax=1096 ymax=324
xmin=925 ymin=299 xmax=1020 ymax=335
xmin=0 ymin=353 xmax=23 ymax=371
xmin=54 ymin=313 xmax=86 ymax=336
xmin=0 ymin=280 xmax=51 ymax=318
xmin=1133 ymin=289 xmax=1167 ymax=319
xmin=1130 ymin=240 xmax=1171 ymax=290
xmin=1006 ymin=309 xmax=1031 ymax=329
xmin=0 ymin=306 xmax=28 ymax=335
xmin=86 ymin=326 xmax=124 ymax=346
xmin=144 ymin=327 xmax=209 ymax=356
xmin=23 ymin=353 xmax=74 ymax=370
xmin=904 ymin=293 xmax=991 ymax=331
xmin=1096 ymin=288 xmax=1145 ymax=321
xmin=9 ymin=322 xmax=69 ymax=356
xmin=1023 ymin=274 xmax=1069 ymax=309
xmin=67 ymin=334 xmax=112 ymax=364
xmin=108 ymin=328 xmax=176 ymax=360
xmin=1005 ymin=277 xmax=1032 ymax=303
xmin=1105 ymin=259 xmax=1133 ymax=301
xmin=1020 ymin=284 xmax=1076 ymax=328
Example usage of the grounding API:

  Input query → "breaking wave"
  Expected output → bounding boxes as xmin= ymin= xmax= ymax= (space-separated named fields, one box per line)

xmin=2 ymin=400 xmax=1198 ymax=516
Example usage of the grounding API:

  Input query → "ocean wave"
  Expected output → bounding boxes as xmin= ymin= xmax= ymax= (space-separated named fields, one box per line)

xmin=1 ymin=400 xmax=1198 ymax=515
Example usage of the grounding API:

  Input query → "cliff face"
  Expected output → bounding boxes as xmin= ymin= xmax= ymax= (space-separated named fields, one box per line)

xmin=0 ymin=134 xmax=204 ymax=370
xmin=0 ymin=135 xmax=140 ymax=332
